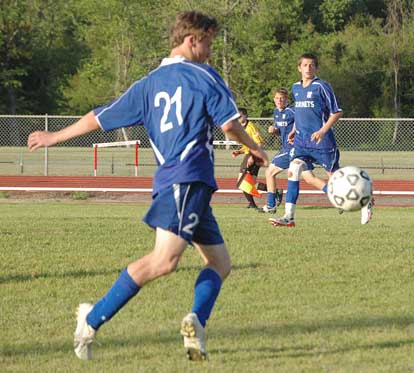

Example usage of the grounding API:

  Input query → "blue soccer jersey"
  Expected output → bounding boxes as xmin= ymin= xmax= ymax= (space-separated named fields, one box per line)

xmin=93 ymin=56 xmax=239 ymax=196
xmin=273 ymin=105 xmax=295 ymax=149
xmin=292 ymin=77 xmax=342 ymax=150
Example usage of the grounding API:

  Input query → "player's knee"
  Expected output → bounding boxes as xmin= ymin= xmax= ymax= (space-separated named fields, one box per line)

xmin=288 ymin=160 xmax=305 ymax=181
xmin=220 ymin=259 xmax=231 ymax=280
xmin=208 ymin=253 xmax=231 ymax=280
xmin=266 ymin=165 xmax=278 ymax=178
xmin=154 ymin=255 xmax=180 ymax=276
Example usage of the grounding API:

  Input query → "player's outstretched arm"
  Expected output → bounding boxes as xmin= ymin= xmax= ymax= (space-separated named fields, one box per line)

xmin=28 ymin=112 xmax=100 ymax=151
xmin=222 ymin=119 xmax=268 ymax=167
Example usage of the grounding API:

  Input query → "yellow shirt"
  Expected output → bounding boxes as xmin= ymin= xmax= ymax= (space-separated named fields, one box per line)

xmin=240 ymin=121 xmax=263 ymax=154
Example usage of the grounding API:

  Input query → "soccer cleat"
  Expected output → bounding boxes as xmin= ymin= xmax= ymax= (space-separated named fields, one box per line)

xmin=259 ymin=205 xmax=277 ymax=214
xmin=180 ymin=313 xmax=207 ymax=361
xmin=275 ymin=189 xmax=284 ymax=206
xmin=361 ymin=198 xmax=374 ymax=225
xmin=74 ymin=303 xmax=96 ymax=360
xmin=268 ymin=216 xmax=295 ymax=227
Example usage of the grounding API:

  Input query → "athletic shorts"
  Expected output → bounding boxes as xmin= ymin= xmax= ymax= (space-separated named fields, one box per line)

xmin=289 ymin=146 xmax=340 ymax=173
xmin=143 ymin=182 xmax=224 ymax=245
xmin=240 ymin=153 xmax=260 ymax=176
xmin=271 ymin=148 xmax=291 ymax=170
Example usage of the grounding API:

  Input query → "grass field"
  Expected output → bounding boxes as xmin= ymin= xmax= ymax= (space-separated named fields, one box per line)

xmin=1 ymin=202 xmax=414 ymax=372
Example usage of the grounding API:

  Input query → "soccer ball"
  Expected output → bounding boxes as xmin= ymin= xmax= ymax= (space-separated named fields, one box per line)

xmin=327 ymin=166 xmax=373 ymax=211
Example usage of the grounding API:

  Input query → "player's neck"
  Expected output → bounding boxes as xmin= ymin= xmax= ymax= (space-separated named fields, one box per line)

xmin=302 ymin=76 xmax=315 ymax=87
xmin=170 ymin=45 xmax=193 ymax=61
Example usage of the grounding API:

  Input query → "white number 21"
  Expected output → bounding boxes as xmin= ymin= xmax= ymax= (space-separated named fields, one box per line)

xmin=154 ymin=86 xmax=183 ymax=133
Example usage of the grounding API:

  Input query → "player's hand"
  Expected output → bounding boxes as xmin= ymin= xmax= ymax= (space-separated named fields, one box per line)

xmin=250 ymin=146 xmax=268 ymax=167
xmin=268 ymin=125 xmax=276 ymax=134
xmin=311 ymin=129 xmax=325 ymax=144
xmin=231 ymin=150 xmax=240 ymax=158
xmin=27 ymin=131 xmax=56 ymax=151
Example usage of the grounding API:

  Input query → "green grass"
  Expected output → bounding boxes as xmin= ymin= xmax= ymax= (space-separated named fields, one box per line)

xmin=1 ymin=203 xmax=413 ymax=372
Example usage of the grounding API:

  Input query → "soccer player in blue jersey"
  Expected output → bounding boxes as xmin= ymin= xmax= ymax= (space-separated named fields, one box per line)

xmin=28 ymin=11 xmax=268 ymax=361
xmin=261 ymin=87 xmax=327 ymax=214
xmin=269 ymin=53 xmax=373 ymax=226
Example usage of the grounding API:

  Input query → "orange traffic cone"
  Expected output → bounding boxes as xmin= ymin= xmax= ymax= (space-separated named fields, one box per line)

xmin=237 ymin=172 xmax=261 ymax=198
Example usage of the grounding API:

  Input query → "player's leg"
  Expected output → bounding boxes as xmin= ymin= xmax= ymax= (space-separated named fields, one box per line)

xmin=262 ymin=149 xmax=288 ymax=213
xmin=261 ymin=164 xmax=283 ymax=212
xmin=361 ymin=196 xmax=374 ymax=224
xmin=269 ymin=158 xmax=306 ymax=227
xmin=181 ymin=241 xmax=230 ymax=361
xmin=180 ymin=194 xmax=229 ymax=360
xmin=237 ymin=154 xmax=258 ymax=210
xmin=74 ymin=183 xmax=202 ymax=360
xmin=302 ymin=169 xmax=328 ymax=193
xmin=74 ymin=228 xmax=187 ymax=360
xmin=247 ymin=163 xmax=261 ymax=209
xmin=238 ymin=155 xmax=256 ymax=208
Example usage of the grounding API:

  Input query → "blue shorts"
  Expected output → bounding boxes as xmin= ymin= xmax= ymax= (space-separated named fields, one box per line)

xmin=290 ymin=147 xmax=340 ymax=173
xmin=143 ymin=182 xmax=224 ymax=245
xmin=271 ymin=148 xmax=291 ymax=170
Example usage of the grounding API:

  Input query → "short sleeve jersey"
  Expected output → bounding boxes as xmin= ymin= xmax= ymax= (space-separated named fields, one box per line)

xmin=292 ymin=77 xmax=342 ymax=150
xmin=240 ymin=121 xmax=263 ymax=154
xmin=273 ymin=105 xmax=295 ymax=150
xmin=93 ymin=56 xmax=239 ymax=196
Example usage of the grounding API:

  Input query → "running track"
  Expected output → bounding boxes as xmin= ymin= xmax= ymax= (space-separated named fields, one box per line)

xmin=0 ymin=175 xmax=413 ymax=193
xmin=0 ymin=176 xmax=413 ymax=206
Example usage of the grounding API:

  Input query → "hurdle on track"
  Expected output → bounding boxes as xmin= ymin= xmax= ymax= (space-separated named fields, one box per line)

xmin=92 ymin=140 xmax=240 ymax=176
xmin=93 ymin=140 xmax=140 ymax=176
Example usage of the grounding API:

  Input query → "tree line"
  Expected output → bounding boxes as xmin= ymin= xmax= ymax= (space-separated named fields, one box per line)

xmin=1 ymin=0 xmax=414 ymax=118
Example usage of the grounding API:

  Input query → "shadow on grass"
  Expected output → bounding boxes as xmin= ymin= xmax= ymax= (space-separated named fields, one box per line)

xmin=0 ymin=262 xmax=264 ymax=285
xmin=213 ymin=315 xmax=414 ymax=338
xmin=0 ymin=268 xmax=122 ymax=284
xmin=2 ymin=315 xmax=413 ymax=358
xmin=209 ymin=338 xmax=414 ymax=361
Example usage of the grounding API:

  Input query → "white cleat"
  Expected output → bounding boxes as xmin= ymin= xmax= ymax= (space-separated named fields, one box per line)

xmin=74 ymin=303 xmax=96 ymax=360
xmin=268 ymin=216 xmax=296 ymax=227
xmin=361 ymin=199 xmax=374 ymax=225
xmin=180 ymin=313 xmax=207 ymax=361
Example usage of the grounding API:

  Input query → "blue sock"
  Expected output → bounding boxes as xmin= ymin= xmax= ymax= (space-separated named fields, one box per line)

xmin=286 ymin=180 xmax=300 ymax=204
xmin=192 ymin=268 xmax=222 ymax=327
xmin=322 ymin=184 xmax=328 ymax=194
xmin=87 ymin=269 xmax=140 ymax=330
xmin=267 ymin=192 xmax=276 ymax=208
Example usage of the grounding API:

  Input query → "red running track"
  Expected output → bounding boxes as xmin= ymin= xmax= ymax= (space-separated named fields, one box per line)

xmin=0 ymin=175 xmax=413 ymax=193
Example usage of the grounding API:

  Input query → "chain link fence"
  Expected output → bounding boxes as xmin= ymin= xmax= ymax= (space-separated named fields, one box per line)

xmin=1 ymin=115 xmax=413 ymax=179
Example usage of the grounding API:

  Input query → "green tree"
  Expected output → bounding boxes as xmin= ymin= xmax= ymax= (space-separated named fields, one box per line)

xmin=63 ymin=0 xmax=170 ymax=114
xmin=0 ymin=0 xmax=32 ymax=114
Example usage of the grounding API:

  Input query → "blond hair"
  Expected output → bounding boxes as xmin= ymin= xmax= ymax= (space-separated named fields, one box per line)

xmin=274 ymin=87 xmax=289 ymax=96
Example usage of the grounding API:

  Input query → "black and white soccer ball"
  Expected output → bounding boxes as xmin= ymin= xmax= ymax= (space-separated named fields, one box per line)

xmin=327 ymin=166 xmax=373 ymax=211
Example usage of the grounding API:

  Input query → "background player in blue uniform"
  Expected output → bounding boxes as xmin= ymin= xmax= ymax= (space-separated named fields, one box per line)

xmin=269 ymin=53 xmax=344 ymax=227
xmin=262 ymin=87 xmax=330 ymax=214
xmin=28 ymin=11 xmax=268 ymax=361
